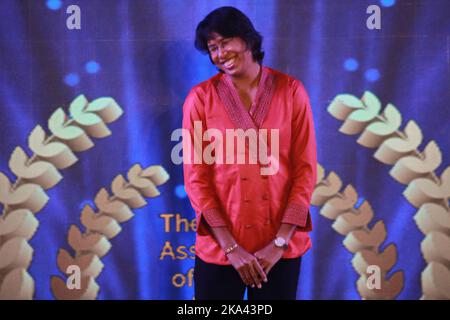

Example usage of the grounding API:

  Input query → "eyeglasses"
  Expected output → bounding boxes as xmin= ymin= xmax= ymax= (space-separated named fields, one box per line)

xmin=207 ymin=37 xmax=234 ymax=56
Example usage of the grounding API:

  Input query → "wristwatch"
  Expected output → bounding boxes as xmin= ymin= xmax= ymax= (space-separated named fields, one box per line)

xmin=274 ymin=236 xmax=288 ymax=250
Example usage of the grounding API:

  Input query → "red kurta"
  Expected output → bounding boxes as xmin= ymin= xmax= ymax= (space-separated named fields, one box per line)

xmin=183 ymin=66 xmax=317 ymax=265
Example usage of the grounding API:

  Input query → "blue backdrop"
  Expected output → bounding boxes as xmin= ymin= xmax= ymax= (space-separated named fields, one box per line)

xmin=0 ymin=0 xmax=449 ymax=300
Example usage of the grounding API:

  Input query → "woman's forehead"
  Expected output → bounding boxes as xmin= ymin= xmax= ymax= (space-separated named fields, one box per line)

xmin=207 ymin=32 xmax=226 ymax=44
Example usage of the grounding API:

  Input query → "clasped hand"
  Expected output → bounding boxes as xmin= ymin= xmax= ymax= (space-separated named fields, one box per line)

xmin=227 ymin=242 xmax=284 ymax=288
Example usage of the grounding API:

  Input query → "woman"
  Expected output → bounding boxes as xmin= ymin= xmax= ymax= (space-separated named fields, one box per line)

xmin=182 ymin=6 xmax=317 ymax=300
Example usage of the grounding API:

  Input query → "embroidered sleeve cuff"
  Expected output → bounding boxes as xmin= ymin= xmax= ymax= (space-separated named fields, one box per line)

xmin=282 ymin=203 xmax=312 ymax=231
xmin=202 ymin=207 xmax=227 ymax=227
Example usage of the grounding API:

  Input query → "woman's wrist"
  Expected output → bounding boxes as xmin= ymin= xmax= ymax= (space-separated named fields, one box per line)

xmin=276 ymin=223 xmax=297 ymax=243
xmin=209 ymin=225 xmax=238 ymax=253
xmin=224 ymin=243 xmax=238 ymax=255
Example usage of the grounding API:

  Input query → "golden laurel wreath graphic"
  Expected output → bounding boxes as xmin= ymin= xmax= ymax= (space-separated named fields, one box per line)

xmin=50 ymin=164 xmax=169 ymax=300
xmin=0 ymin=95 xmax=123 ymax=299
xmin=2 ymin=89 xmax=446 ymax=299
xmin=312 ymin=163 xmax=404 ymax=299
xmin=327 ymin=91 xmax=450 ymax=299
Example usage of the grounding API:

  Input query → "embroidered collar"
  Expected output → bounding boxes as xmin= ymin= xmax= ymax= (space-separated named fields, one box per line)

xmin=215 ymin=66 xmax=275 ymax=131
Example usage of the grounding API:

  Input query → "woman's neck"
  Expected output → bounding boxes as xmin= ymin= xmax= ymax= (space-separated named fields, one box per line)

xmin=229 ymin=62 xmax=262 ymax=91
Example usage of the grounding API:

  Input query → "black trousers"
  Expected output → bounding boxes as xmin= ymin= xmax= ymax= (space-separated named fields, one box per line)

xmin=194 ymin=255 xmax=302 ymax=300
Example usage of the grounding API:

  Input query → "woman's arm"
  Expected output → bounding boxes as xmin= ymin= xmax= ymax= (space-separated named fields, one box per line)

xmin=255 ymin=80 xmax=317 ymax=274
xmin=276 ymin=223 xmax=297 ymax=242
xmin=281 ymin=79 xmax=317 ymax=231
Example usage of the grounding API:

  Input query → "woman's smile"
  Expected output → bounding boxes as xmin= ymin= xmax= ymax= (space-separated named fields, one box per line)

xmin=221 ymin=57 xmax=237 ymax=70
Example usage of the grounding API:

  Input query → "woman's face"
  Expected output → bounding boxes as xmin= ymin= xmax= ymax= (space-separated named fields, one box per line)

xmin=207 ymin=32 xmax=255 ymax=77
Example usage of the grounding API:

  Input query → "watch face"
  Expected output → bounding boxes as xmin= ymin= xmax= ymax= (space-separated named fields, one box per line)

xmin=275 ymin=237 xmax=286 ymax=247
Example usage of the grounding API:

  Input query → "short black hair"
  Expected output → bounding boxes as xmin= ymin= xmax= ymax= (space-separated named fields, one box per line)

xmin=194 ymin=6 xmax=265 ymax=65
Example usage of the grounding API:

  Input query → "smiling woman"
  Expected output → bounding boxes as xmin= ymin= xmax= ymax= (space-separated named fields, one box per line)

xmin=195 ymin=8 xmax=264 ymax=71
xmin=206 ymin=35 xmax=251 ymax=75
xmin=183 ymin=6 xmax=317 ymax=301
